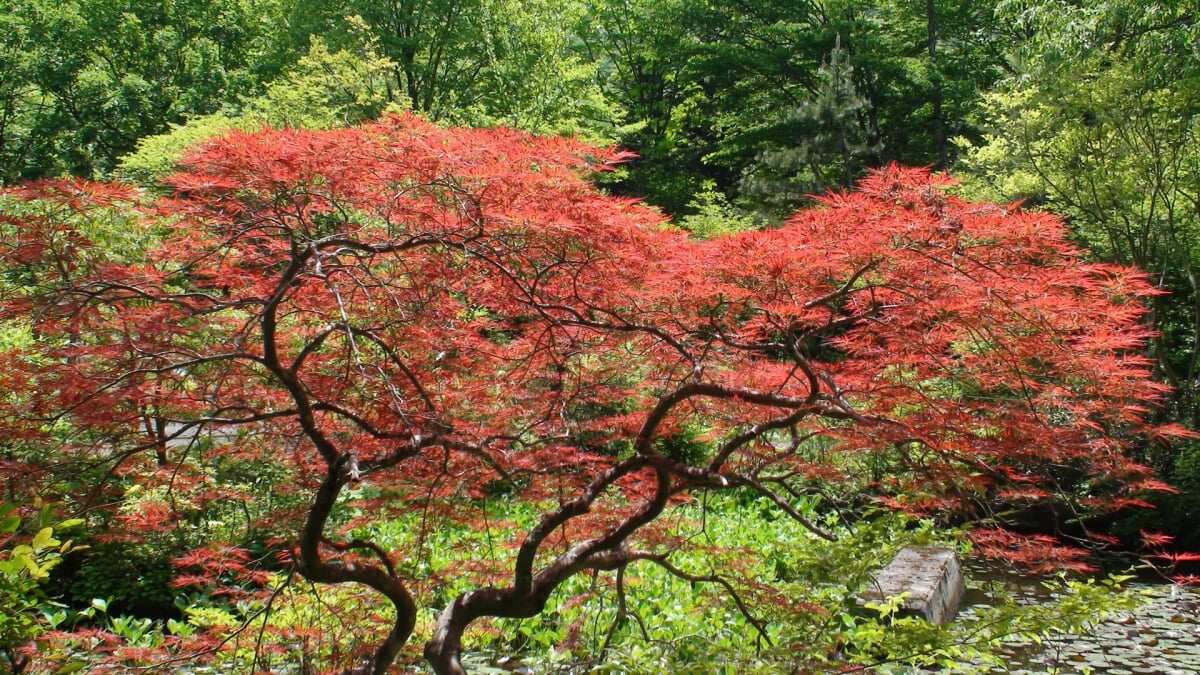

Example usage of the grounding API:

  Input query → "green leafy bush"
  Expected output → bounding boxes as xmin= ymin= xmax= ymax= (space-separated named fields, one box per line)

xmin=0 ymin=502 xmax=84 ymax=674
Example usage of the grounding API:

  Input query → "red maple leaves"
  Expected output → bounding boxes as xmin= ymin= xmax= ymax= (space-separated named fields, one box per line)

xmin=1 ymin=115 xmax=1185 ymax=672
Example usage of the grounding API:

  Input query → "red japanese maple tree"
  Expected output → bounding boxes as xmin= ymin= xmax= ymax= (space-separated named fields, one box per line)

xmin=0 ymin=115 xmax=1176 ymax=673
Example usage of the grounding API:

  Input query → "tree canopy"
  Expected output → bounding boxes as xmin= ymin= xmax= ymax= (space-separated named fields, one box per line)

xmin=0 ymin=116 xmax=1175 ymax=672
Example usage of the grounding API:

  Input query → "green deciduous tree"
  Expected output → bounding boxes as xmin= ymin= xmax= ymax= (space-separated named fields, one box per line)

xmin=117 ymin=36 xmax=401 ymax=188
xmin=288 ymin=1 xmax=621 ymax=141
xmin=958 ymin=1 xmax=1200 ymax=422
xmin=0 ymin=0 xmax=285 ymax=182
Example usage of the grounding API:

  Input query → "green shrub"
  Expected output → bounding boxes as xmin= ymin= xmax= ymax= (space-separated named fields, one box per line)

xmin=0 ymin=502 xmax=84 ymax=674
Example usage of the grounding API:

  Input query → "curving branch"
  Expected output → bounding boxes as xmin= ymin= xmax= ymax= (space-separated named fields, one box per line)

xmin=423 ymin=376 xmax=850 ymax=673
xmin=298 ymin=455 xmax=418 ymax=675
xmin=424 ymin=463 xmax=672 ymax=675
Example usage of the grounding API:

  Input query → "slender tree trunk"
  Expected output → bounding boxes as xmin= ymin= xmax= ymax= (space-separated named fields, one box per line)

xmin=425 ymin=588 xmax=543 ymax=675
xmin=298 ymin=458 xmax=418 ymax=675
xmin=927 ymin=0 xmax=948 ymax=170
xmin=425 ymin=465 xmax=670 ymax=674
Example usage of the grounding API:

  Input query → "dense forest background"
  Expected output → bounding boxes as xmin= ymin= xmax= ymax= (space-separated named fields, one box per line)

xmin=2 ymin=0 xmax=1200 ymax=672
